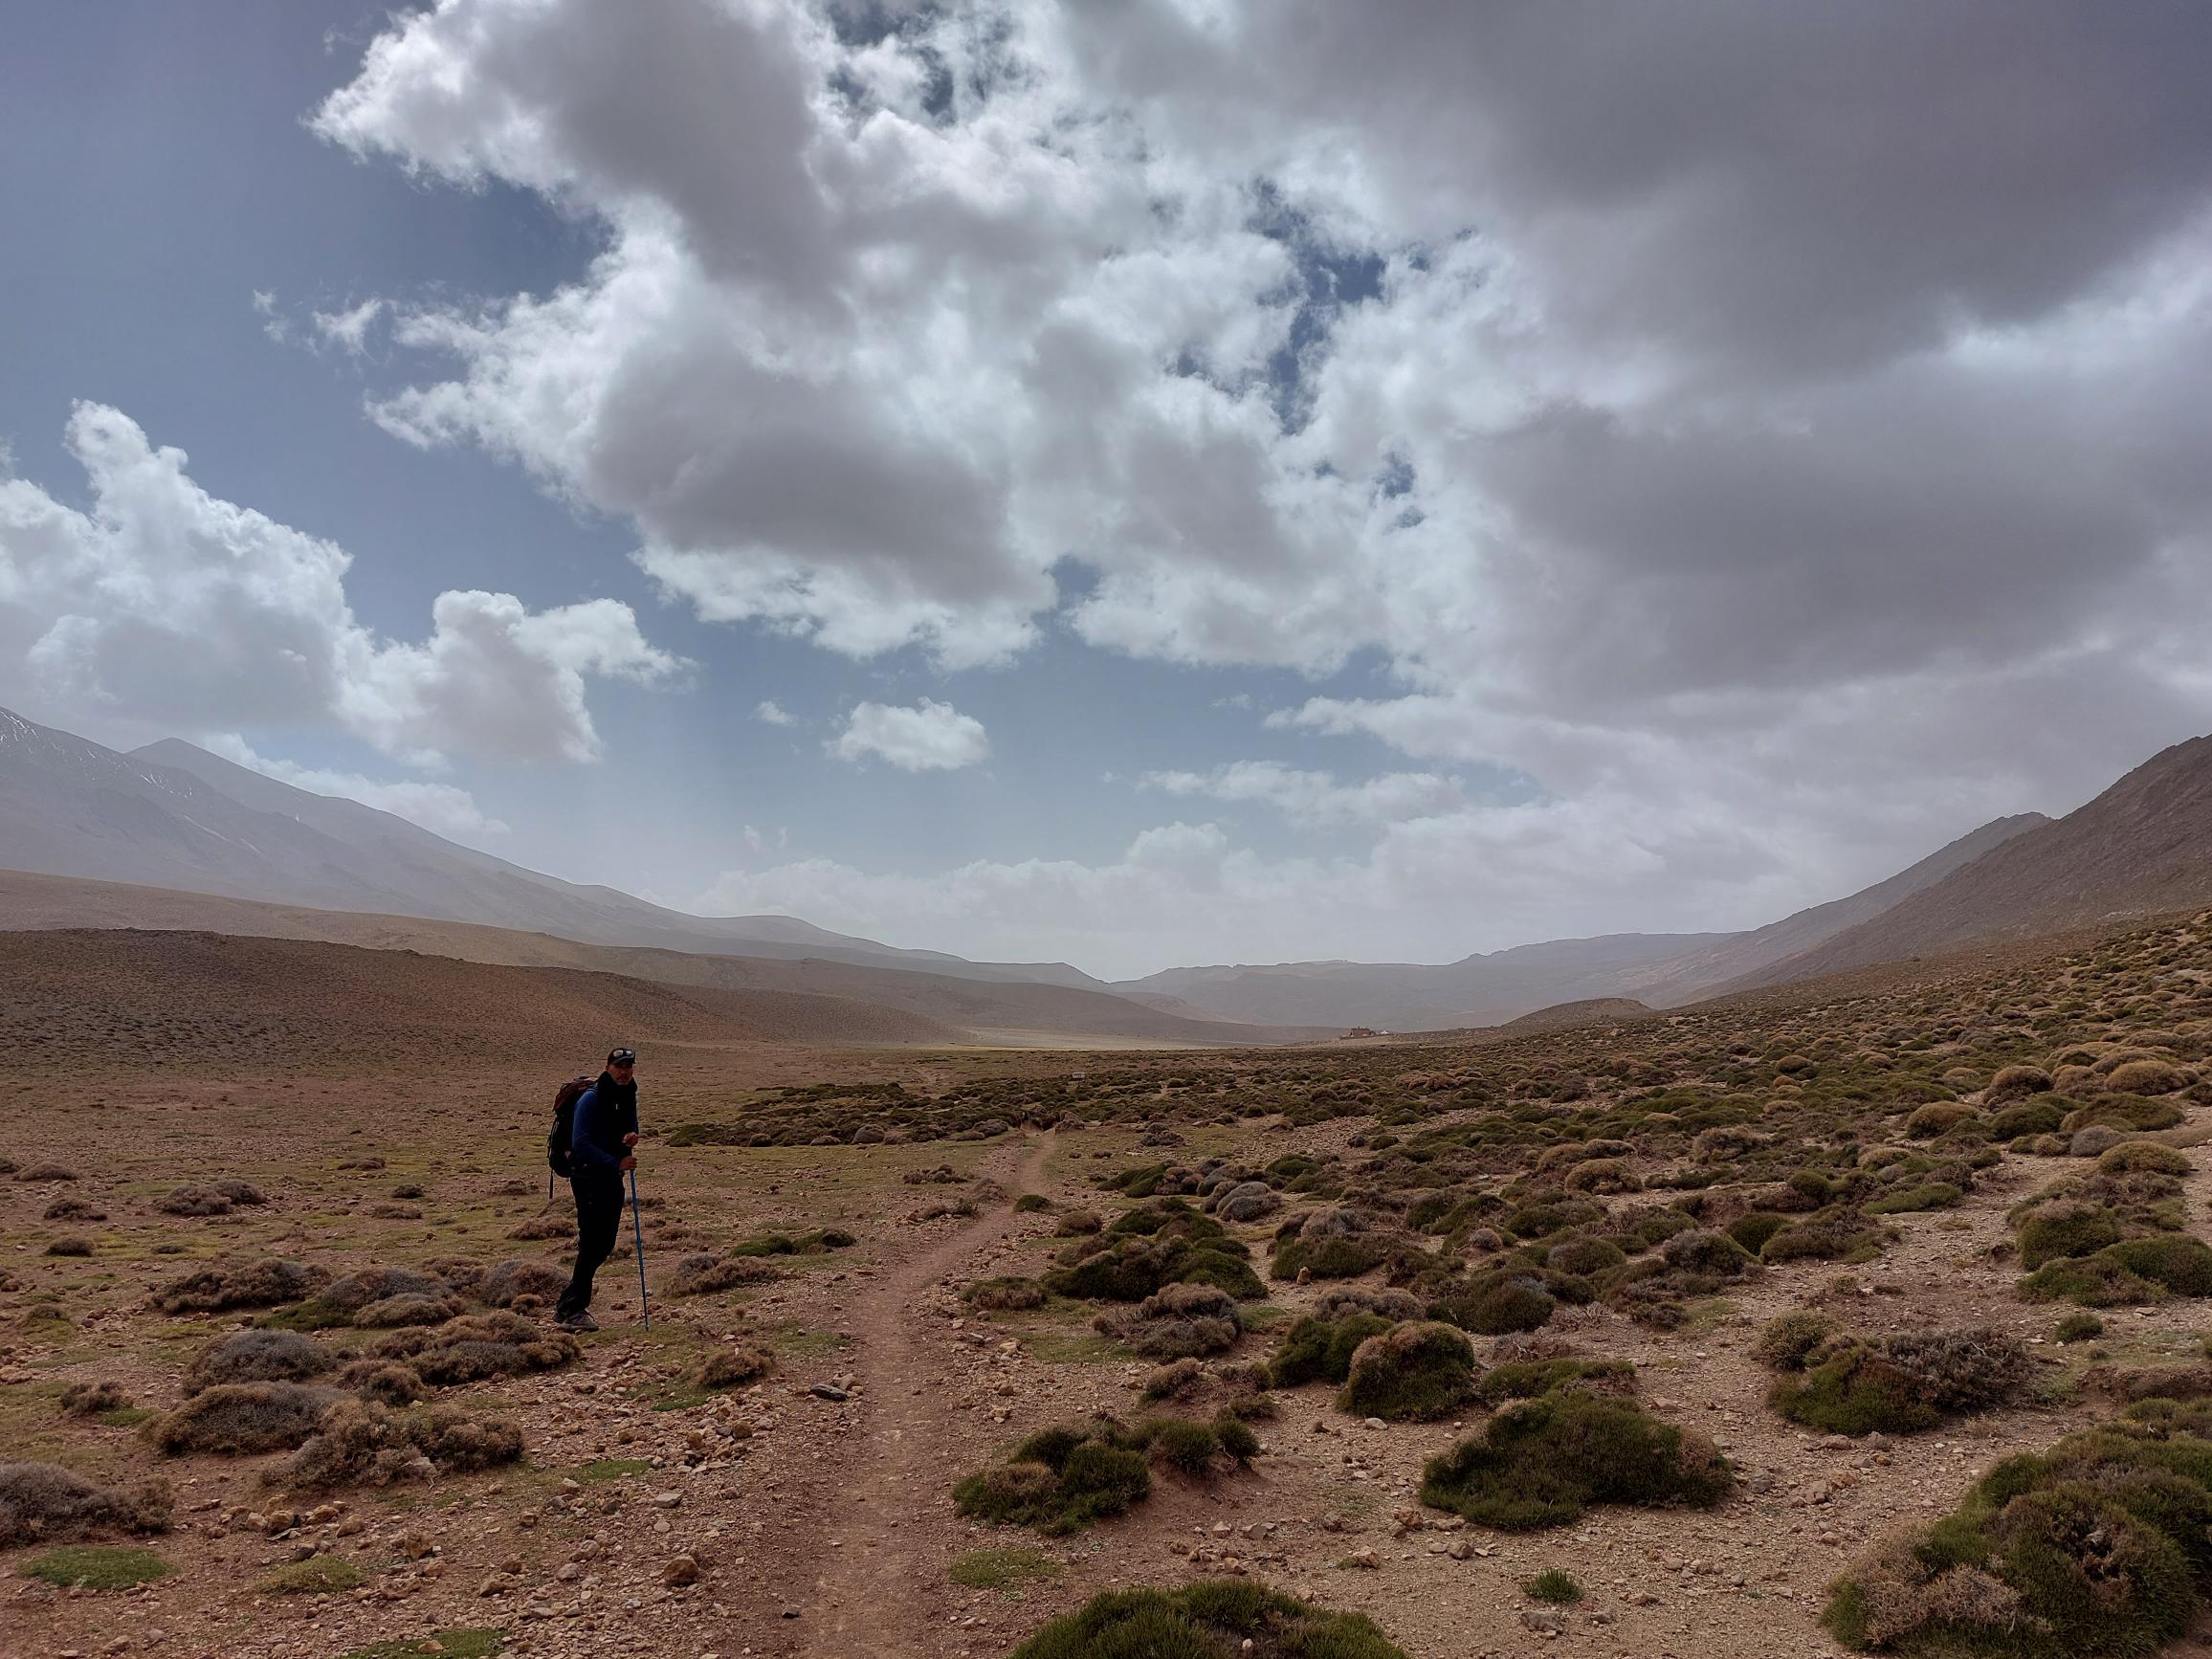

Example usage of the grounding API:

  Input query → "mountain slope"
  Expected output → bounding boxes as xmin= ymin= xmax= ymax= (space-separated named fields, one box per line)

xmin=1727 ymin=736 xmax=2212 ymax=991
xmin=0 ymin=926 xmax=959 ymax=1073
xmin=1117 ymin=932 xmax=1729 ymax=1030
xmin=0 ymin=869 xmax=1323 ymax=1047
xmin=0 ymin=708 xmax=1097 ymax=988
xmin=1621 ymin=812 xmax=2048 ymax=1006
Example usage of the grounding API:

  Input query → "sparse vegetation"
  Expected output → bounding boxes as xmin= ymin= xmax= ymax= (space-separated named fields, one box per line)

xmin=1012 ymin=1581 xmax=1411 ymax=1659
xmin=1421 ymin=1390 xmax=1732 ymax=1530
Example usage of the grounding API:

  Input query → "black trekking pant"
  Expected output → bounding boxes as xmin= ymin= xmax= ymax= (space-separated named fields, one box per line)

xmin=558 ymin=1172 xmax=624 ymax=1320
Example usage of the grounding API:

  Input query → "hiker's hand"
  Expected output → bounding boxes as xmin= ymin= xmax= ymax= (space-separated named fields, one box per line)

xmin=622 ymin=1133 xmax=638 ymax=1147
xmin=619 ymin=1155 xmax=637 ymax=1171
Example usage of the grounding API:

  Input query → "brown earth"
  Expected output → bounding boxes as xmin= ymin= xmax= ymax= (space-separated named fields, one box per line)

xmin=8 ymin=916 xmax=2212 ymax=1658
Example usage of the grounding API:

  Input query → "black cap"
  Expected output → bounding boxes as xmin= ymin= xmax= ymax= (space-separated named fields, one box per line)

xmin=608 ymin=1047 xmax=636 ymax=1067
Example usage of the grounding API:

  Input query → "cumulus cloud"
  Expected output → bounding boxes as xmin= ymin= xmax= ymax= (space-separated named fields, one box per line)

xmin=753 ymin=698 xmax=797 ymax=726
xmin=0 ymin=402 xmax=683 ymax=764
xmin=310 ymin=298 xmax=385 ymax=355
xmin=309 ymin=2 xmax=2212 ymax=957
xmin=1140 ymin=761 xmax=1466 ymax=829
xmin=200 ymin=733 xmax=508 ymax=841
xmin=830 ymin=697 xmax=989 ymax=771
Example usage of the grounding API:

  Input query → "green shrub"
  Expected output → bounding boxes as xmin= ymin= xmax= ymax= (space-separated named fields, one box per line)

xmin=1753 ymin=1310 xmax=1837 ymax=1372
xmin=1420 ymin=1392 xmax=1731 ymax=1530
xmin=1770 ymin=1329 xmax=2026 ymax=1437
xmin=1865 ymin=1183 xmax=1962 ymax=1216
xmin=1726 ymin=1212 xmax=1791 ymax=1254
xmin=1269 ymin=1313 xmax=1396 ymax=1387
xmin=2022 ymin=1235 xmax=2212 ymax=1306
xmin=2099 ymin=1143 xmax=2193 ymax=1177
xmin=1985 ymin=1095 xmax=2068 ymax=1139
xmin=2017 ymin=1204 xmax=2126 ymax=1270
xmin=23 ymin=1545 xmax=173 ymax=1590
xmin=1477 ymin=1359 xmax=1634 ymax=1405
xmin=1545 ymin=1234 xmax=1626 ymax=1276
xmin=336 ymin=1628 xmax=508 ymax=1659
xmin=966 ymin=1276 xmax=1049 ymax=1312
xmin=1013 ymin=1194 xmax=1052 ymax=1214
xmin=1012 ymin=1581 xmax=1411 ymax=1659
xmin=1823 ymin=1405 xmax=2212 ymax=1654
xmin=1338 ymin=1322 xmax=1478 ymax=1422
xmin=1433 ymin=1271 xmax=1559 ymax=1335
xmin=954 ymin=1425 xmax=1152 ymax=1534
xmin=949 ymin=1546 xmax=1059 ymax=1590
xmin=2055 ymin=1312 xmax=2105 ymax=1344
xmin=1523 ymin=1568 xmax=1582 ymax=1604
xmin=261 ymin=1555 xmax=369 ymax=1595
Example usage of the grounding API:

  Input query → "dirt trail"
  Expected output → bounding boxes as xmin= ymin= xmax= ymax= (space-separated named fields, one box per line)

xmin=801 ymin=1130 xmax=1056 ymax=1658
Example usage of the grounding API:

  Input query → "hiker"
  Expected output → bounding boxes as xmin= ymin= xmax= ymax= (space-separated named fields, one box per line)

xmin=555 ymin=1046 xmax=639 ymax=1332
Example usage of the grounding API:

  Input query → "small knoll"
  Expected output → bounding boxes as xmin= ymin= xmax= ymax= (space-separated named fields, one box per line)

xmin=1495 ymin=997 xmax=1653 ymax=1034
xmin=0 ymin=928 xmax=959 ymax=1070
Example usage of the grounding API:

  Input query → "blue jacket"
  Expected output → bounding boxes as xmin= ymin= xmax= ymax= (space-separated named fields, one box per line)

xmin=570 ymin=1074 xmax=640 ymax=1178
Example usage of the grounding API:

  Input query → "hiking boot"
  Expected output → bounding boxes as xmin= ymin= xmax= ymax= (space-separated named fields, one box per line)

xmin=555 ymin=1311 xmax=599 ymax=1333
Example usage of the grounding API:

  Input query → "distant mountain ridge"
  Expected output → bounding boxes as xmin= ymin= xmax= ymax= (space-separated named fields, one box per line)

xmin=0 ymin=708 xmax=1100 ymax=990
xmin=1722 ymin=736 xmax=2212 ymax=991
xmin=1116 ymin=812 xmax=2052 ymax=1029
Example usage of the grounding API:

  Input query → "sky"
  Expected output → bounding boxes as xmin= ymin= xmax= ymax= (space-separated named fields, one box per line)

xmin=4 ymin=1 xmax=2211 ymax=981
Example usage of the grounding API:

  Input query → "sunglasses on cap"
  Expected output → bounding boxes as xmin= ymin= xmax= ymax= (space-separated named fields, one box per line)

xmin=608 ymin=1050 xmax=636 ymax=1068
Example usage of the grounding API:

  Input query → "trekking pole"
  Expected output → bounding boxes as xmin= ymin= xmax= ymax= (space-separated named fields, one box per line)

xmin=628 ymin=1167 xmax=651 ymax=1330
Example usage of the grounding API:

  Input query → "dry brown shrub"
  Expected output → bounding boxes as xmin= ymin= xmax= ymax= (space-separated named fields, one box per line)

xmin=2106 ymin=1058 xmax=2187 ymax=1095
xmin=45 ymin=1235 xmax=93 ymax=1257
xmin=319 ymin=1266 xmax=451 ymax=1317
xmin=1101 ymin=1282 xmax=1242 ymax=1360
xmin=146 ymin=1382 xmax=344 ymax=1456
xmin=153 ymin=1258 xmax=326 ymax=1315
xmin=0 ymin=1463 xmax=171 ymax=1547
xmin=58 ymin=1382 xmax=131 ymax=1417
xmin=44 ymin=1197 xmax=106 ymax=1223
xmin=685 ymin=1343 xmax=775 ymax=1391
xmin=478 ymin=1259 xmax=568 ymax=1308
xmin=16 ymin=1163 xmax=77 ymax=1183
xmin=331 ymin=1360 xmax=429 ymax=1405
xmin=352 ymin=1294 xmax=464 ymax=1329
xmin=1833 ymin=1528 xmax=2022 ymax=1648
xmin=366 ymin=1311 xmax=578 ymax=1385
xmin=507 ymin=1212 xmax=572 ymax=1241
xmin=273 ymin=1398 xmax=524 ymax=1491
xmin=668 ymin=1253 xmax=781 ymax=1297
xmin=157 ymin=1183 xmax=235 ymax=1217
xmin=181 ymin=1331 xmax=336 ymax=1396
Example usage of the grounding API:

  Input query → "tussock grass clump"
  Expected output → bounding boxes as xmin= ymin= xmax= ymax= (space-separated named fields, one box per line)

xmin=954 ymin=1422 xmax=1153 ymax=1534
xmin=1420 ymin=1392 xmax=1732 ymax=1530
xmin=1338 ymin=1321 xmax=1478 ymax=1421
xmin=275 ymin=1398 xmax=525 ymax=1491
xmin=157 ymin=1183 xmax=237 ymax=1217
xmin=1823 ymin=1397 xmax=2212 ymax=1655
xmin=181 ymin=1331 xmax=336 ymax=1396
xmin=260 ymin=1554 xmax=368 ymax=1594
xmin=966 ymin=1276 xmax=1049 ymax=1312
xmin=666 ymin=1252 xmax=781 ymax=1297
xmin=685 ymin=1342 xmax=774 ymax=1391
xmin=2054 ymin=1312 xmax=2105 ymax=1344
xmin=1053 ymin=1208 xmax=1103 ymax=1236
xmin=1012 ymin=1581 xmax=1410 ymax=1659
xmin=731 ymin=1228 xmax=857 ymax=1257
xmin=44 ymin=1196 xmax=105 ymax=1222
xmin=59 ymin=1381 xmax=132 ymax=1418
xmin=146 ymin=1382 xmax=344 ymax=1456
xmin=367 ymin=1312 xmax=579 ymax=1386
xmin=1102 ymin=1282 xmax=1243 ymax=1359
xmin=1523 ymin=1568 xmax=1583 ymax=1604
xmin=0 ymin=1464 xmax=172 ymax=1547
xmin=1770 ymin=1328 xmax=2027 ymax=1436
xmin=23 ymin=1544 xmax=173 ymax=1589
xmin=153 ymin=1257 xmax=325 ymax=1315
xmin=45 ymin=1234 xmax=92 ymax=1256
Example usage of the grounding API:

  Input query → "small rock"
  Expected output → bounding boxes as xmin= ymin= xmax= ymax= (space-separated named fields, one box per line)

xmin=662 ymin=1555 xmax=700 ymax=1588
xmin=809 ymin=1383 xmax=851 ymax=1403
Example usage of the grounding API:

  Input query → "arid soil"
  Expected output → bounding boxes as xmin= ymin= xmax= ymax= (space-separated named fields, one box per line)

xmin=9 ymin=916 xmax=2212 ymax=1657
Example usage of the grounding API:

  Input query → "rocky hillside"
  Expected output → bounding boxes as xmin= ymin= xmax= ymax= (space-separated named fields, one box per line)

xmin=1728 ymin=735 xmax=2212 ymax=989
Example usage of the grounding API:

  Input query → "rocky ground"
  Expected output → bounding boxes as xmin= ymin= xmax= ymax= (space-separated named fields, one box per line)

xmin=8 ymin=917 xmax=2212 ymax=1657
